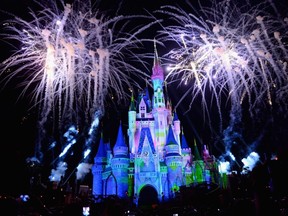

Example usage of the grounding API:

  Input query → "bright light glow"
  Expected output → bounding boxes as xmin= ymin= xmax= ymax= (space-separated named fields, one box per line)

xmin=0 ymin=0 xmax=158 ymax=161
xmin=241 ymin=151 xmax=260 ymax=174
xmin=218 ymin=161 xmax=231 ymax=174
xmin=156 ymin=0 xmax=288 ymax=160
xmin=49 ymin=161 xmax=67 ymax=182
xmin=158 ymin=0 xmax=288 ymax=122
xmin=0 ymin=0 xmax=156 ymax=130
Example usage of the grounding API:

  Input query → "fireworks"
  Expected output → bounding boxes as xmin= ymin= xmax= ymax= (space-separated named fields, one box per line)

xmin=157 ymin=0 xmax=288 ymax=124
xmin=1 ymin=0 xmax=287 ymax=176
xmin=156 ymin=0 xmax=287 ymax=149
xmin=155 ymin=0 xmax=288 ymax=160
xmin=0 ymin=0 xmax=156 ymax=129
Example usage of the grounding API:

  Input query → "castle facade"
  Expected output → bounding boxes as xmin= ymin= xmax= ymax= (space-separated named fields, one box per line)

xmin=92 ymin=52 xmax=220 ymax=205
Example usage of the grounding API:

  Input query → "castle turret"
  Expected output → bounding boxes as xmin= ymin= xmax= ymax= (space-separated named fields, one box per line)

xmin=152 ymin=50 xmax=165 ymax=108
xmin=151 ymin=44 xmax=168 ymax=159
xmin=165 ymin=125 xmax=182 ymax=196
xmin=202 ymin=144 xmax=219 ymax=184
xmin=173 ymin=112 xmax=181 ymax=146
xmin=192 ymin=139 xmax=205 ymax=184
xmin=92 ymin=134 xmax=107 ymax=198
xmin=128 ymin=93 xmax=137 ymax=154
xmin=181 ymin=132 xmax=193 ymax=185
xmin=111 ymin=123 xmax=130 ymax=198
xmin=203 ymin=145 xmax=211 ymax=162
xmin=181 ymin=132 xmax=191 ymax=166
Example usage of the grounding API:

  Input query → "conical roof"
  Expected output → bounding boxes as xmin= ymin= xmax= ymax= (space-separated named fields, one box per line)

xmin=96 ymin=134 xmax=106 ymax=158
xmin=173 ymin=112 xmax=179 ymax=121
xmin=151 ymin=40 xmax=164 ymax=80
xmin=181 ymin=133 xmax=189 ymax=149
xmin=166 ymin=124 xmax=178 ymax=146
xmin=192 ymin=139 xmax=201 ymax=160
xmin=113 ymin=122 xmax=128 ymax=157
xmin=114 ymin=123 xmax=127 ymax=148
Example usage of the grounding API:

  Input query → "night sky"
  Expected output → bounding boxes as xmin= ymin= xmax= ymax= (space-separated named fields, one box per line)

xmin=0 ymin=0 xmax=288 ymax=195
xmin=0 ymin=0 xmax=186 ymax=195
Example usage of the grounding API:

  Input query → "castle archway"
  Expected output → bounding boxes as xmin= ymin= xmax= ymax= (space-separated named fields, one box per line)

xmin=105 ymin=174 xmax=117 ymax=197
xmin=138 ymin=185 xmax=159 ymax=207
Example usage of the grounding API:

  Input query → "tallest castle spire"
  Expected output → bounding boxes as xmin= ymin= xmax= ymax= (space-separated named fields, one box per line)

xmin=152 ymin=39 xmax=164 ymax=81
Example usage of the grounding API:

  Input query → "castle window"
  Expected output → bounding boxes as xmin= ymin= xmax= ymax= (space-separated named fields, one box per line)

xmin=140 ymin=104 xmax=146 ymax=118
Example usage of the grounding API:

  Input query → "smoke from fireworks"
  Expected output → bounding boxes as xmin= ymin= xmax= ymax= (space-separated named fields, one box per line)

xmin=48 ymin=111 xmax=100 ymax=183
xmin=156 ymin=0 xmax=288 ymax=159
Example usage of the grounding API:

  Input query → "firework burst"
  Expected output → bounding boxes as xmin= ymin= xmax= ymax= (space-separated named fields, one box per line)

xmin=157 ymin=0 xmax=288 ymax=127
xmin=0 ymin=0 xmax=156 ymax=130
xmin=156 ymin=0 xmax=288 ymax=157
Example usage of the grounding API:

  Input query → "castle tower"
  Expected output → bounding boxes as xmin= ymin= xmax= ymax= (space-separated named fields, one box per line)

xmin=92 ymin=50 xmax=222 ymax=205
xmin=165 ymin=82 xmax=173 ymax=125
xmin=202 ymin=145 xmax=219 ymax=184
xmin=111 ymin=123 xmax=130 ymax=198
xmin=181 ymin=132 xmax=193 ymax=185
xmin=165 ymin=124 xmax=183 ymax=197
xmin=128 ymin=93 xmax=137 ymax=154
xmin=203 ymin=144 xmax=211 ymax=162
xmin=192 ymin=139 xmax=205 ymax=184
xmin=202 ymin=144 xmax=212 ymax=183
xmin=151 ymin=45 xmax=168 ymax=160
xmin=173 ymin=112 xmax=181 ymax=148
xmin=106 ymin=141 xmax=112 ymax=165
xmin=92 ymin=135 xmax=107 ymax=198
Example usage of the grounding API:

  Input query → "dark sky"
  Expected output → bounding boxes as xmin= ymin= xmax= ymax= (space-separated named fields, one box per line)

xmin=0 ymin=0 xmax=288 ymax=195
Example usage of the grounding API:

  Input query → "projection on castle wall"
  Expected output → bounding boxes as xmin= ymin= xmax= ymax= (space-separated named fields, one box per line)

xmin=92 ymin=50 xmax=223 ymax=205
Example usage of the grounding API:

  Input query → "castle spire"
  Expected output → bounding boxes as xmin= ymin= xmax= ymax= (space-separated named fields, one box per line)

xmin=166 ymin=124 xmax=178 ymax=146
xmin=203 ymin=144 xmax=211 ymax=161
xmin=151 ymin=40 xmax=165 ymax=109
xmin=153 ymin=38 xmax=160 ymax=66
xmin=114 ymin=122 xmax=127 ymax=148
xmin=152 ymin=39 xmax=164 ymax=81
xmin=173 ymin=111 xmax=179 ymax=121
xmin=129 ymin=91 xmax=136 ymax=111
xmin=165 ymin=124 xmax=181 ymax=157
xmin=96 ymin=133 xmax=106 ymax=158
xmin=193 ymin=139 xmax=201 ymax=161
xmin=181 ymin=131 xmax=189 ymax=149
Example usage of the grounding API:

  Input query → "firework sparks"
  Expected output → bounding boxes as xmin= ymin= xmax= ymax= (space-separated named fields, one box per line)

xmin=158 ymin=0 xmax=288 ymax=120
xmin=0 ymin=0 xmax=157 ymax=130
xmin=156 ymin=0 xmax=288 ymax=157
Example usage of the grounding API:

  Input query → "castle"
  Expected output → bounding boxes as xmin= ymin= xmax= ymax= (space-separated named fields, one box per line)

xmin=92 ymin=50 xmax=221 ymax=205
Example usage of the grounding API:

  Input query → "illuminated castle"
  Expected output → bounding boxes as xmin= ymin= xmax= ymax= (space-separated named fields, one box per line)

xmin=92 ymin=50 xmax=220 ymax=205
